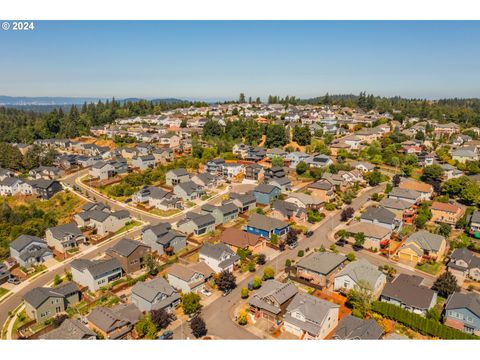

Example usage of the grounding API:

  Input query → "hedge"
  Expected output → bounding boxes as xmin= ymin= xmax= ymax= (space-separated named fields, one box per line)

xmin=371 ymin=301 xmax=478 ymax=340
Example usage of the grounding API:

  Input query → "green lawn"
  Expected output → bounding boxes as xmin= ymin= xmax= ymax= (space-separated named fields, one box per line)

xmin=114 ymin=220 xmax=142 ymax=235
xmin=0 ymin=287 xmax=9 ymax=298
xmin=416 ymin=262 xmax=443 ymax=275
xmin=150 ymin=208 xmax=181 ymax=217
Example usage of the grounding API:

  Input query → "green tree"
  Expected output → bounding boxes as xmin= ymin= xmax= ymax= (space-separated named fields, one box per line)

xmin=292 ymin=125 xmax=312 ymax=146
xmin=134 ymin=315 xmax=157 ymax=339
xmin=237 ymin=310 xmax=248 ymax=325
xmin=296 ymin=161 xmax=308 ymax=175
xmin=347 ymin=280 xmax=374 ymax=317
xmin=271 ymin=155 xmax=284 ymax=167
xmin=252 ymin=276 xmax=262 ymax=289
xmin=181 ymin=292 xmax=202 ymax=315
xmin=215 ymin=270 xmax=237 ymax=292
xmin=53 ymin=274 xmax=62 ymax=286
xmin=263 ymin=267 xmax=275 ymax=280
xmin=422 ymin=165 xmax=444 ymax=181
xmin=354 ymin=232 xmax=366 ymax=248
xmin=265 ymin=124 xmax=287 ymax=148
xmin=241 ymin=288 xmax=249 ymax=299
xmin=180 ymin=118 xmax=188 ymax=128
xmin=432 ymin=271 xmax=459 ymax=298
xmin=190 ymin=316 xmax=207 ymax=338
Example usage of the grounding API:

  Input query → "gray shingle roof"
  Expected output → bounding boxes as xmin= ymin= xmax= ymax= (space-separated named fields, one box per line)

xmin=247 ymin=213 xmax=288 ymax=232
xmin=106 ymin=238 xmax=149 ymax=257
xmin=335 ymin=259 xmax=385 ymax=288
xmin=10 ymin=234 xmax=45 ymax=252
xmin=132 ymin=277 xmax=179 ymax=304
xmin=40 ymin=319 xmax=96 ymax=340
xmin=381 ymin=274 xmax=435 ymax=310
xmin=71 ymin=258 xmax=122 ymax=278
xmin=200 ymin=242 xmax=240 ymax=263
xmin=445 ymin=292 xmax=480 ymax=318
xmin=296 ymin=252 xmax=346 ymax=275
xmin=405 ymin=230 xmax=445 ymax=253
xmin=24 ymin=282 xmax=79 ymax=309
xmin=333 ymin=315 xmax=383 ymax=340
xmin=389 ymin=187 xmax=421 ymax=201
xmin=249 ymin=280 xmax=298 ymax=315
xmin=254 ymin=184 xmax=279 ymax=194
xmin=361 ymin=206 xmax=396 ymax=225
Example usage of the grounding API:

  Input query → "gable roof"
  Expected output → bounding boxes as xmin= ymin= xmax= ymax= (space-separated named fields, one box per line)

xmin=71 ymin=258 xmax=122 ymax=278
xmin=399 ymin=181 xmax=433 ymax=194
xmin=404 ymin=230 xmax=445 ymax=253
xmin=335 ymin=259 xmax=385 ymax=288
xmin=219 ymin=228 xmax=263 ymax=248
xmin=296 ymin=251 xmax=346 ymax=275
xmin=40 ymin=319 xmax=96 ymax=340
xmin=106 ymin=238 xmax=150 ymax=258
xmin=445 ymin=292 xmax=480 ymax=318
xmin=247 ymin=213 xmax=289 ymax=232
xmin=347 ymin=222 xmax=391 ymax=240
xmin=360 ymin=206 xmax=396 ymax=225
xmin=131 ymin=277 xmax=178 ymax=303
xmin=10 ymin=234 xmax=46 ymax=252
xmin=381 ymin=274 xmax=436 ymax=310
xmin=333 ymin=315 xmax=383 ymax=340
xmin=254 ymin=183 xmax=280 ymax=194
xmin=389 ymin=187 xmax=422 ymax=201
xmin=24 ymin=282 xmax=79 ymax=309
xmin=249 ymin=280 xmax=298 ymax=314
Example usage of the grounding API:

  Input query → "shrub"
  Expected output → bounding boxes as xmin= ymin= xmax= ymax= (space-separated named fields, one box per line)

xmin=285 ymin=259 xmax=292 ymax=267
xmin=252 ymin=276 xmax=262 ymax=289
xmin=263 ymin=267 xmax=275 ymax=280
xmin=241 ymin=288 xmax=249 ymax=299
xmin=237 ymin=311 xmax=248 ymax=326
xmin=371 ymin=301 xmax=478 ymax=339
xmin=297 ymin=250 xmax=304 ymax=257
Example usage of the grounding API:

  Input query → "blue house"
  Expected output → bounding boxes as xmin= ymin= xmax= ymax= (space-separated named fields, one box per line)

xmin=253 ymin=184 xmax=281 ymax=205
xmin=245 ymin=213 xmax=289 ymax=240
xmin=444 ymin=292 xmax=480 ymax=336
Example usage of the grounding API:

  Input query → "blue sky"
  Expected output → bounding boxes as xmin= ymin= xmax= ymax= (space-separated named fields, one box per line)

xmin=1 ymin=21 xmax=479 ymax=100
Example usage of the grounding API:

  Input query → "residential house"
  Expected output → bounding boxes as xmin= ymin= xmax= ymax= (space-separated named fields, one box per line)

xmin=271 ymin=199 xmax=307 ymax=222
xmin=266 ymin=148 xmax=288 ymax=160
xmin=152 ymin=148 xmax=173 ymax=165
xmin=229 ymin=192 xmax=257 ymax=213
xmin=380 ymin=274 xmax=437 ymax=316
xmin=198 ymin=242 xmax=240 ymax=273
xmin=131 ymin=277 xmax=180 ymax=313
xmin=430 ymin=201 xmax=464 ymax=225
xmin=398 ymin=181 xmax=433 ymax=201
xmin=452 ymin=146 xmax=478 ymax=163
xmin=173 ymin=180 xmax=205 ymax=201
xmin=70 ymin=258 xmax=123 ymax=292
xmin=253 ymin=184 xmax=281 ymax=205
xmin=249 ymin=280 xmax=298 ymax=319
xmin=245 ymin=213 xmax=290 ymax=240
xmin=200 ymin=202 xmax=239 ymax=226
xmin=165 ymin=168 xmax=190 ymax=187
xmin=296 ymin=251 xmax=347 ymax=287
xmin=286 ymin=152 xmax=310 ymax=168
xmin=74 ymin=209 xmax=130 ymax=237
xmin=24 ymin=282 xmax=80 ymax=322
xmin=379 ymin=197 xmax=416 ymax=223
xmin=105 ymin=238 xmax=151 ymax=274
xmin=283 ymin=292 xmax=339 ymax=340
xmin=40 ymin=319 xmax=96 ymax=340
xmin=29 ymin=166 xmax=64 ymax=180
xmin=205 ymin=159 xmax=226 ymax=175
xmin=45 ymin=222 xmax=86 ymax=254
xmin=388 ymin=187 xmax=422 ymax=204
xmin=360 ymin=205 xmax=397 ymax=230
xmin=89 ymin=161 xmax=116 ymax=180
xmin=434 ymin=122 xmax=460 ymax=137
xmin=221 ymin=162 xmax=245 ymax=180
xmin=191 ymin=172 xmax=217 ymax=189
xmin=444 ymin=292 xmax=480 ymax=336
xmin=470 ymin=210 xmax=480 ymax=235
xmin=9 ymin=235 xmax=53 ymax=268
xmin=245 ymin=163 xmax=265 ymax=181
xmin=346 ymin=222 xmax=391 ymax=250
xmin=332 ymin=315 xmax=383 ymax=340
xmin=307 ymin=180 xmax=335 ymax=204
xmin=397 ymin=230 xmax=446 ymax=263
xmin=0 ymin=264 xmax=9 ymax=285
xmin=441 ymin=163 xmax=463 ymax=180
xmin=87 ymin=303 xmax=141 ymax=339
xmin=132 ymin=186 xmax=182 ymax=211
xmin=447 ymin=248 xmax=480 ymax=285
xmin=0 ymin=177 xmax=24 ymax=196
xmin=166 ymin=261 xmax=214 ymax=293
xmin=142 ymin=223 xmax=187 ymax=255
xmin=350 ymin=161 xmax=375 ymax=173
xmin=306 ymin=154 xmax=333 ymax=168
xmin=334 ymin=259 xmax=387 ymax=297
xmin=219 ymin=228 xmax=265 ymax=254
xmin=176 ymin=212 xmax=216 ymax=236
xmin=285 ymin=192 xmax=322 ymax=210
xmin=131 ymin=155 xmax=156 ymax=170
xmin=29 ymin=179 xmax=63 ymax=200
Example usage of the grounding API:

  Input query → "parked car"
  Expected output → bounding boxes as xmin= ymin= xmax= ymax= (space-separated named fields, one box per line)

xmin=8 ymin=276 xmax=20 ymax=285
xmin=288 ymin=242 xmax=298 ymax=250
xmin=200 ymin=288 xmax=212 ymax=297
xmin=305 ymin=231 xmax=314 ymax=238
xmin=248 ymin=281 xmax=254 ymax=291
xmin=124 ymin=198 xmax=132 ymax=203
xmin=158 ymin=330 xmax=173 ymax=340
xmin=222 ymin=289 xmax=232 ymax=297
xmin=335 ymin=239 xmax=345 ymax=247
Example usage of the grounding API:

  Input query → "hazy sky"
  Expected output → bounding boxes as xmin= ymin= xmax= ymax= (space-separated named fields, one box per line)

xmin=1 ymin=21 xmax=480 ymax=100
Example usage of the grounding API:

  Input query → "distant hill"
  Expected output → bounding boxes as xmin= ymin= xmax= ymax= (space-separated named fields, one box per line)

xmin=0 ymin=96 xmax=188 ymax=107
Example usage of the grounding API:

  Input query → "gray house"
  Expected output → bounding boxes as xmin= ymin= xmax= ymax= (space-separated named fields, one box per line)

xmin=45 ymin=222 xmax=86 ymax=254
xmin=24 ymin=282 xmax=80 ymax=322
xmin=131 ymin=277 xmax=180 ymax=313
xmin=200 ymin=202 xmax=239 ymax=226
xmin=229 ymin=192 xmax=257 ymax=213
xmin=74 ymin=209 xmax=131 ymax=237
xmin=191 ymin=172 xmax=217 ymax=189
xmin=333 ymin=315 xmax=383 ymax=340
xmin=176 ymin=212 xmax=216 ymax=236
xmin=296 ymin=251 xmax=347 ymax=287
xmin=380 ymin=274 xmax=437 ymax=316
xmin=198 ymin=242 xmax=240 ymax=273
xmin=388 ymin=187 xmax=422 ymax=204
xmin=142 ymin=223 xmax=187 ymax=255
xmin=173 ymin=180 xmax=205 ymax=201
xmin=166 ymin=168 xmax=190 ymax=187
xmin=360 ymin=205 xmax=397 ymax=230
xmin=132 ymin=155 xmax=156 ymax=170
xmin=10 ymin=235 xmax=53 ymax=268
xmin=40 ymin=318 xmax=96 ymax=340
xmin=70 ymin=258 xmax=123 ymax=292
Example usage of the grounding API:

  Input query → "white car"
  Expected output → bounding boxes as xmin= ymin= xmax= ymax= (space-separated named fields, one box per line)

xmin=200 ymin=288 xmax=212 ymax=297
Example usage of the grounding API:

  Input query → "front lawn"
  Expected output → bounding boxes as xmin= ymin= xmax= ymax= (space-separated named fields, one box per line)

xmin=150 ymin=208 xmax=181 ymax=217
xmin=114 ymin=220 xmax=142 ymax=235
xmin=0 ymin=287 xmax=9 ymax=298
xmin=415 ymin=262 xmax=443 ymax=275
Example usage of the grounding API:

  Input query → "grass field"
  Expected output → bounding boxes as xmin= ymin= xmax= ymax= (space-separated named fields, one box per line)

xmin=416 ymin=261 xmax=443 ymax=275
xmin=0 ymin=287 xmax=9 ymax=298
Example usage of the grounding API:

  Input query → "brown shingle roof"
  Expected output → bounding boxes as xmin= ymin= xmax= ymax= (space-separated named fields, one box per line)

xmin=219 ymin=228 xmax=263 ymax=249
